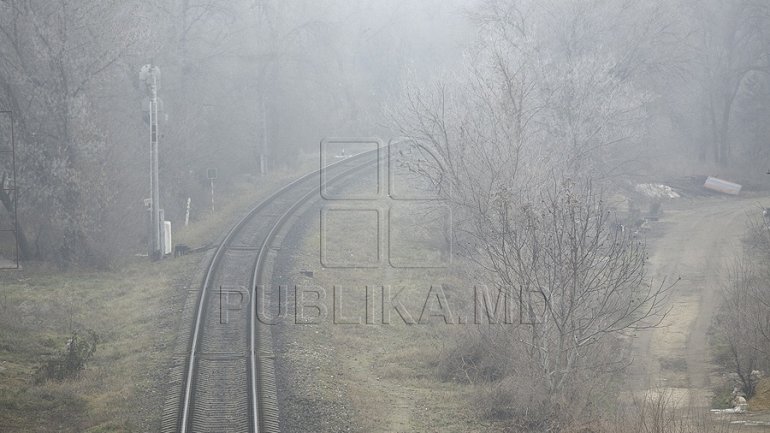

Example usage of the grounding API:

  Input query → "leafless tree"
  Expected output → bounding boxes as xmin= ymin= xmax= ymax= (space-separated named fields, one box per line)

xmin=489 ymin=178 xmax=670 ymax=393
xmin=713 ymin=218 xmax=770 ymax=397
xmin=0 ymin=0 xmax=146 ymax=264
xmin=393 ymin=0 xmax=675 ymax=427
xmin=686 ymin=0 xmax=770 ymax=166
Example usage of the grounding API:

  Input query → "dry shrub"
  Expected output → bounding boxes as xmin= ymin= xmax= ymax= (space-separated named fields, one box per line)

xmin=436 ymin=323 xmax=740 ymax=433
xmin=606 ymin=391 xmax=735 ymax=433
xmin=749 ymin=377 xmax=770 ymax=411
xmin=436 ymin=327 xmax=508 ymax=384
xmin=438 ymin=325 xmax=626 ymax=432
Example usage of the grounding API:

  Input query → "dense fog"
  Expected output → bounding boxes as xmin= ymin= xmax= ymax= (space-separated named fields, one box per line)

xmin=0 ymin=0 xmax=768 ymax=266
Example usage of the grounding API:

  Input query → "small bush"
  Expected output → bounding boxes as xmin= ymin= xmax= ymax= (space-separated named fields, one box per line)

xmin=35 ymin=330 xmax=99 ymax=383
xmin=609 ymin=392 xmax=736 ymax=433
xmin=436 ymin=327 xmax=513 ymax=384
xmin=710 ymin=383 xmax=735 ymax=409
xmin=473 ymin=378 xmax=558 ymax=429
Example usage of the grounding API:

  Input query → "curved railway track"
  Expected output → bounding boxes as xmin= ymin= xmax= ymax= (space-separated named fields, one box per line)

xmin=174 ymin=149 xmax=381 ymax=433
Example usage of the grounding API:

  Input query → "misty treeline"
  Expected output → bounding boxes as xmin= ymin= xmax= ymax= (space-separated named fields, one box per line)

xmin=393 ymin=0 xmax=770 ymax=431
xmin=0 ymin=0 xmax=769 ymax=269
xmin=0 ymin=0 xmax=462 ymax=266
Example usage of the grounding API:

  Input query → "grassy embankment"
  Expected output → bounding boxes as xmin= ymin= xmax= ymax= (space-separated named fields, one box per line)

xmin=278 ymin=190 xmax=764 ymax=432
xmin=0 ymin=166 xmax=310 ymax=433
xmin=275 ymin=198 xmax=512 ymax=433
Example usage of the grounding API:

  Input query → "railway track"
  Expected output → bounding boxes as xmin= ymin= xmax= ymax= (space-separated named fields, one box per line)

xmin=171 ymin=148 xmax=381 ymax=433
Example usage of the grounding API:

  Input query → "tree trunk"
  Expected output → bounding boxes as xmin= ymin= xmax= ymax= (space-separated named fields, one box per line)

xmin=0 ymin=186 xmax=32 ymax=260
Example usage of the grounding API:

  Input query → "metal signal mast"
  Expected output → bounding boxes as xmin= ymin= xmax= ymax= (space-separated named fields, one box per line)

xmin=141 ymin=64 xmax=162 ymax=260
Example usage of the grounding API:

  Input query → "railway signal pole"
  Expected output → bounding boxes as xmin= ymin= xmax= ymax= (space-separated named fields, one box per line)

xmin=141 ymin=64 xmax=162 ymax=261
xmin=207 ymin=168 xmax=217 ymax=213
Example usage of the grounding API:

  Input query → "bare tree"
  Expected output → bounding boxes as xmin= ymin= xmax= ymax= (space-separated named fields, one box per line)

xmin=0 ymin=0 xmax=146 ymax=264
xmin=687 ymin=0 xmax=770 ymax=166
xmin=486 ymin=179 xmax=670 ymax=395
xmin=712 ymin=219 xmax=770 ymax=398
xmin=393 ymin=0 xmax=674 ymax=427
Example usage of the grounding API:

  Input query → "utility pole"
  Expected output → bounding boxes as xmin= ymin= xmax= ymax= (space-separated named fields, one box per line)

xmin=207 ymin=168 xmax=217 ymax=213
xmin=259 ymin=97 xmax=267 ymax=176
xmin=141 ymin=64 xmax=162 ymax=261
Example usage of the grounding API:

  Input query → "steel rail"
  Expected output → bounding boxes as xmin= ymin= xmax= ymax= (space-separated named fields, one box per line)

xmin=179 ymin=147 xmax=381 ymax=433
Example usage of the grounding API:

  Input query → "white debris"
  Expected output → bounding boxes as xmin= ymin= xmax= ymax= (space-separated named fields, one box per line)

xmin=704 ymin=176 xmax=742 ymax=195
xmin=635 ymin=183 xmax=680 ymax=199
xmin=711 ymin=390 xmax=750 ymax=415
xmin=711 ymin=407 xmax=746 ymax=414
xmin=730 ymin=420 xmax=770 ymax=426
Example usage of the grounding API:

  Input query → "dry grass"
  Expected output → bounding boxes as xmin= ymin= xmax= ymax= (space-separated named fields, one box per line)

xmin=0 ymin=257 xmax=194 ymax=432
xmin=0 ymin=166 xmax=312 ymax=432
xmin=277 ymin=196 xmax=766 ymax=433
xmin=277 ymin=198 xmax=511 ymax=433
xmin=750 ymin=379 xmax=770 ymax=412
xmin=174 ymin=166 xmax=312 ymax=248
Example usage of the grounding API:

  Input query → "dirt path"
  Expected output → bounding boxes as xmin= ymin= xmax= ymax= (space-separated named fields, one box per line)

xmin=628 ymin=194 xmax=764 ymax=409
